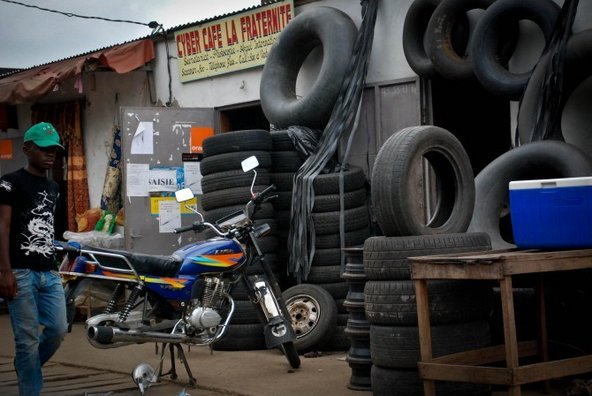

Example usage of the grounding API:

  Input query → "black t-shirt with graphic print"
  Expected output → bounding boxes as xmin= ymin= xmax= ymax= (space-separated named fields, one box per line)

xmin=0 ymin=168 xmax=60 ymax=271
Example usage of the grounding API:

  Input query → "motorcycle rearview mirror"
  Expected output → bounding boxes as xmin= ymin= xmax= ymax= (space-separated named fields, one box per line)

xmin=241 ymin=156 xmax=259 ymax=172
xmin=175 ymin=188 xmax=194 ymax=203
xmin=175 ymin=188 xmax=203 ymax=219
xmin=241 ymin=156 xmax=259 ymax=196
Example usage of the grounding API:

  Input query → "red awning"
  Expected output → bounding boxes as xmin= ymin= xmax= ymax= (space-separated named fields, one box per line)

xmin=0 ymin=39 xmax=155 ymax=105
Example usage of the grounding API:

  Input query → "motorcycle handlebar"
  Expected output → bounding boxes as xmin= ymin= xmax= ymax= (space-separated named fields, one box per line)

xmin=173 ymin=221 xmax=207 ymax=234
xmin=253 ymin=184 xmax=277 ymax=205
xmin=53 ymin=240 xmax=80 ymax=254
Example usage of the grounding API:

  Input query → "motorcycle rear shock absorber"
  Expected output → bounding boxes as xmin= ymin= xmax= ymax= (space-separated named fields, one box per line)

xmin=104 ymin=283 xmax=126 ymax=314
xmin=118 ymin=284 xmax=144 ymax=323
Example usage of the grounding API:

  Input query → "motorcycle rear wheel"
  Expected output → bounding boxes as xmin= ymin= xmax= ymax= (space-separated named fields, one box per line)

xmin=280 ymin=341 xmax=301 ymax=369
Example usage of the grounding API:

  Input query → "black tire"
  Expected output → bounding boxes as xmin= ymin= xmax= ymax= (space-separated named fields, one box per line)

xmin=425 ymin=0 xmax=495 ymax=81
xmin=271 ymin=130 xmax=296 ymax=151
xmin=245 ymin=253 xmax=279 ymax=275
xmin=271 ymin=151 xmax=304 ymax=173
xmin=467 ymin=141 xmax=592 ymax=249
xmin=403 ymin=0 xmax=442 ymax=78
xmin=314 ymin=226 xmax=370 ymax=249
xmin=322 ymin=324 xmax=350 ymax=351
xmin=310 ymin=248 xmax=343 ymax=266
xmin=403 ymin=0 xmax=470 ymax=79
xmin=280 ymin=341 xmax=301 ymax=369
xmin=283 ymin=283 xmax=338 ymax=353
xmin=200 ymin=151 xmax=272 ymax=176
xmin=230 ymin=300 xmax=261 ymax=325
xmin=201 ymin=185 xmax=268 ymax=210
xmin=306 ymin=265 xmax=343 ymax=283
xmin=371 ymin=126 xmax=475 ymax=236
xmin=203 ymin=203 xmax=274 ymax=223
xmin=312 ymin=188 xmax=367 ymax=213
xmin=371 ymin=365 xmax=491 ymax=396
xmin=201 ymin=169 xmax=270 ymax=194
xmin=364 ymin=279 xmax=493 ymax=325
xmin=313 ymin=167 xmax=367 ymax=195
xmin=312 ymin=206 xmax=369 ymax=235
xmin=271 ymin=189 xmax=368 ymax=213
xmin=203 ymin=130 xmax=271 ymax=157
xmin=314 ymin=281 xmax=349 ymax=300
xmin=471 ymin=0 xmax=560 ymax=100
xmin=212 ymin=323 xmax=266 ymax=351
xmin=517 ymin=30 xmax=592 ymax=144
xmin=270 ymin=167 xmax=366 ymax=193
xmin=260 ymin=7 xmax=357 ymax=129
xmin=269 ymin=172 xmax=296 ymax=191
xmin=363 ymin=233 xmax=491 ymax=280
xmin=370 ymin=321 xmax=491 ymax=369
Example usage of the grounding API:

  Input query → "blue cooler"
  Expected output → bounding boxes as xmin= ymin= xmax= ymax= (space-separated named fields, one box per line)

xmin=509 ymin=176 xmax=592 ymax=249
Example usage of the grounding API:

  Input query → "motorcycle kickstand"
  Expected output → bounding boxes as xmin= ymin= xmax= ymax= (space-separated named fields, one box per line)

xmin=156 ymin=343 xmax=197 ymax=386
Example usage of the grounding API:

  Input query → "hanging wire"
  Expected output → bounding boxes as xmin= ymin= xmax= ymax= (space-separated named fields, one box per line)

xmin=515 ymin=0 xmax=579 ymax=145
xmin=287 ymin=0 xmax=378 ymax=283
xmin=0 ymin=0 xmax=157 ymax=27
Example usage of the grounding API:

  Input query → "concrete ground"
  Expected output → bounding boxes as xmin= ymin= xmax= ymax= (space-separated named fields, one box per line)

xmin=0 ymin=312 xmax=579 ymax=396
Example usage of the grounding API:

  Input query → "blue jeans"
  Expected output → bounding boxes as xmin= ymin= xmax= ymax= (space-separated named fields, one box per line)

xmin=8 ymin=269 xmax=68 ymax=396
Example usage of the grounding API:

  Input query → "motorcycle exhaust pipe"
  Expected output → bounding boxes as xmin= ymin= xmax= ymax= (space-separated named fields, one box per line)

xmin=87 ymin=325 xmax=198 ymax=345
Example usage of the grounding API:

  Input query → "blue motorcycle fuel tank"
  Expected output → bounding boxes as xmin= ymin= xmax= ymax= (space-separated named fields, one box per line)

xmin=173 ymin=237 xmax=247 ymax=276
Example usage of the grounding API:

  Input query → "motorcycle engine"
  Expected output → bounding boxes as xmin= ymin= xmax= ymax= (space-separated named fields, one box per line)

xmin=185 ymin=304 xmax=222 ymax=329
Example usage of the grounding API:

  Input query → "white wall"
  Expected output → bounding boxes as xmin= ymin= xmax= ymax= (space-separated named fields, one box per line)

xmin=83 ymin=71 xmax=153 ymax=207
xmin=12 ymin=70 xmax=152 ymax=208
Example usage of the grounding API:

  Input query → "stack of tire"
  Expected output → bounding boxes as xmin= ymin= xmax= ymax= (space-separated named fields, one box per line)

xmin=364 ymin=234 xmax=494 ymax=396
xmin=200 ymin=129 xmax=279 ymax=351
xmin=367 ymin=125 xmax=495 ymax=395
xmin=269 ymin=130 xmax=305 ymax=282
xmin=269 ymin=129 xmax=372 ymax=352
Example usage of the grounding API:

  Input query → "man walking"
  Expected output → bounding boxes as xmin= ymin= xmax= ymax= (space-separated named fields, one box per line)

xmin=0 ymin=122 xmax=68 ymax=396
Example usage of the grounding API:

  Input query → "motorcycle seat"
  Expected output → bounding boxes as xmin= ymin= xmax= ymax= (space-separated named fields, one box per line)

xmin=81 ymin=245 xmax=182 ymax=277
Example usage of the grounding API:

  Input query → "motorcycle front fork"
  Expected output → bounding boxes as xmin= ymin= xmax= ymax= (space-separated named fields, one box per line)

xmin=249 ymin=275 xmax=296 ymax=347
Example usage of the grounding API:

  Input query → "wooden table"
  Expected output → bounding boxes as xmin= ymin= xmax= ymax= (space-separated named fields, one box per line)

xmin=409 ymin=249 xmax=592 ymax=396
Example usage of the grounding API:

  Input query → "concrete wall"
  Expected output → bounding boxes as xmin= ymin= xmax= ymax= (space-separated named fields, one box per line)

xmin=10 ymin=70 xmax=152 ymax=207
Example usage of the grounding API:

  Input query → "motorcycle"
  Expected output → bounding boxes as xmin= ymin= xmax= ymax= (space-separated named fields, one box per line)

xmin=57 ymin=156 xmax=300 ymax=387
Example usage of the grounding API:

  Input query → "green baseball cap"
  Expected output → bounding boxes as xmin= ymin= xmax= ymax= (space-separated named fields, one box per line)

xmin=24 ymin=122 xmax=64 ymax=149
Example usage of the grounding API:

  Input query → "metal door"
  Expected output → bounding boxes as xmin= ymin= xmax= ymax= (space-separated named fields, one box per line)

xmin=121 ymin=107 xmax=216 ymax=254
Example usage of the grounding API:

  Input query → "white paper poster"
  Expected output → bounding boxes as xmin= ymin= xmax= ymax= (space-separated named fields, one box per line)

xmin=131 ymin=121 xmax=154 ymax=154
xmin=184 ymin=162 xmax=202 ymax=195
xmin=158 ymin=200 xmax=181 ymax=233
xmin=149 ymin=168 xmax=179 ymax=192
xmin=126 ymin=163 xmax=150 ymax=197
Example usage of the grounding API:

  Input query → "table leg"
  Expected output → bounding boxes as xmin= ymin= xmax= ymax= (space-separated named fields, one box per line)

xmin=499 ymin=275 xmax=521 ymax=396
xmin=415 ymin=279 xmax=436 ymax=396
xmin=536 ymin=277 xmax=550 ymax=393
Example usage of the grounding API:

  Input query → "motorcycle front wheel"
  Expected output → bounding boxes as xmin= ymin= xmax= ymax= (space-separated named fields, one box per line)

xmin=280 ymin=341 xmax=301 ymax=369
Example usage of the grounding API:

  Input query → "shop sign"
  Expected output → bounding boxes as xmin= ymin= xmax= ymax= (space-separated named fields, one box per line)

xmin=175 ymin=0 xmax=293 ymax=82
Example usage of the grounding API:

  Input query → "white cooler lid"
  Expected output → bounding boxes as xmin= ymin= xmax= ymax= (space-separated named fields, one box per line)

xmin=509 ymin=176 xmax=592 ymax=190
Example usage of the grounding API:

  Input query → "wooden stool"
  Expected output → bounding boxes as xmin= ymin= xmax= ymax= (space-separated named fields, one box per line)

xmin=410 ymin=249 xmax=592 ymax=396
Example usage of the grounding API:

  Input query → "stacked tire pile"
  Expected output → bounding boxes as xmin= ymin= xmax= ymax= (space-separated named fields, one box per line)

xmin=200 ymin=129 xmax=280 ymax=351
xmin=270 ymin=129 xmax=372 ymax=352
xmin=364 ymin=234 xmax=493 ymax=396
xmin=269 ymin=130 xmax=304 ymax=281
xmin=367 ymin=125 xmax=495 ymax=395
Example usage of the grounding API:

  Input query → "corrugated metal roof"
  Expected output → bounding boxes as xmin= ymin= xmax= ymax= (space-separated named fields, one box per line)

xmin=0 ymin=0 xmax=287 ymax=79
